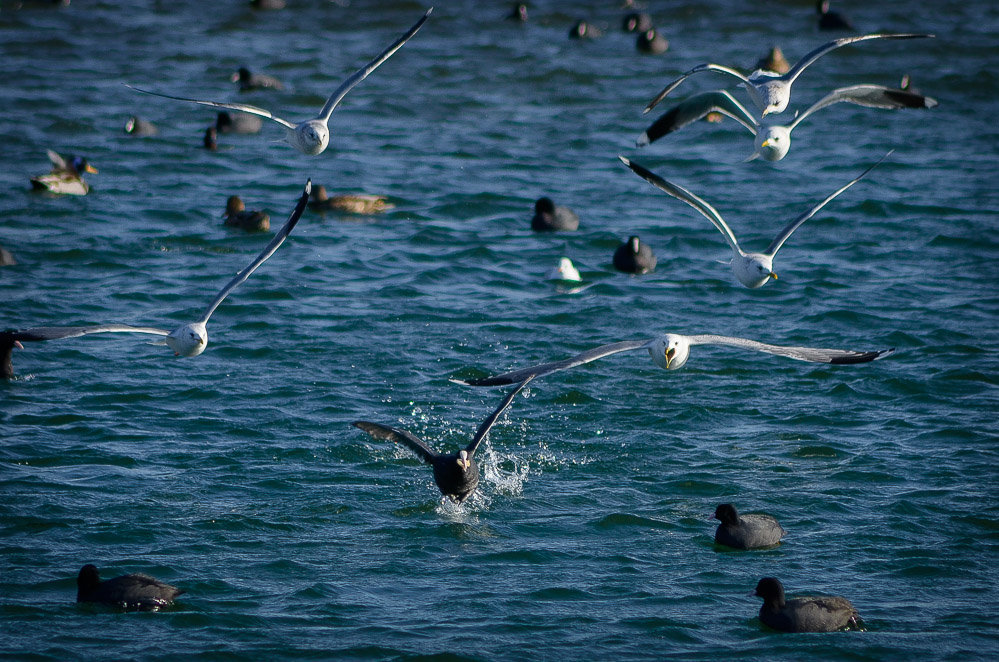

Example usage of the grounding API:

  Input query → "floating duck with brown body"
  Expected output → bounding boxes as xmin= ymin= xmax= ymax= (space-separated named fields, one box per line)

xmin=308 ymin=185 xmax=393 ymax=215
xmin=223 ymin=195 xmax=270 ymax=231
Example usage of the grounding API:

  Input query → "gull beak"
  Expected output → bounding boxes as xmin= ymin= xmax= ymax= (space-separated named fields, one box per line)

xmin=769 ymin=272 xmax=778 ymax=280
xmin=761 ymin=138 xmax=772 ymax=147
xmin=84 ymin=164 xmax=98 ymax=174
xmin=665 ymin=347 xmax=675 ymax=369
xmin=14 ymin=341 xmax=24 ymax=350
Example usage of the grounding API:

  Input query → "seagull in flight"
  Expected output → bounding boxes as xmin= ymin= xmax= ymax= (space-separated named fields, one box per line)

xmin=353 ymin=376 xmax=534 ymax=503
xmin=643 ymin=32 xmax=932 ymax=117
xmin=127 ymin=9 xmax=431 ymax=156
xmin=454 ymin=334 xmax=893 ymax=387
xmin=638 ymin=85 xmax=936 ymax=161
xmin=618 ymin=153 xmax=888 ymax=288
xmin=2 ymin=180 xmax=311 ymax=379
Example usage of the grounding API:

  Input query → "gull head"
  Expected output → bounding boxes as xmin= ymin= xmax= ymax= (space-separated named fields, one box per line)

xmin=649 ymin=334 xmax=690 ymax=371
xmin=456 ymin=449 xmax=472 ymax=472
xmin=756 ymin=126 xmax=791 ymax=161
xmin=548 ymin=257 xmax=581 ymax=282
xmin=748 ymin=78 xmax=790 ymax=116
xmin=291 ymin=120 xmax=330 ymax=156
xmin=166 ymin=322 xmax=208 ymax=357
xmin=734 ymin=254 xmax=777 ymax=289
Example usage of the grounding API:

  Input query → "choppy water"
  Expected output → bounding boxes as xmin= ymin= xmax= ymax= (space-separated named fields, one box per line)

xmin=2 ymin=1 xmax=998 ymax=660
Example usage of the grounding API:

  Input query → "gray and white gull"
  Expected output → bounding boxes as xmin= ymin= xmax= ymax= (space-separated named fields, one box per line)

xmin=639 ymin=85 xmax=936 ymax=161
xmin=619 ymin=153 xmax=889 ymax=288
xmin=1 ymin=180 xmax=310 ymax=377
xmin=454 ymin=333 xmax=893 ymax=387
xmin=643 ymin=32 xmax=932 ymax=117
xmin=127 ymin=9 xmax=431 ymax=156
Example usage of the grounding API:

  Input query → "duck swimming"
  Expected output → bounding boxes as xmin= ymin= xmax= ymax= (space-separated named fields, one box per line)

xmin=30 ymin=150 xmax=97 ymax=196
xmin=223 ymin=196 xmax=270 ymax=231
xmin=308 ymin=185 xmax=393 ymax=214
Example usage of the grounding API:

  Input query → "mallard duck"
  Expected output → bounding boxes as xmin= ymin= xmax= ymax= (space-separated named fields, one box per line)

xmin=30 ymin=150 xmax=97 ymax=195
xmin=223 ymin=196 xmax=270 ymax=231
xmin=308 ymin=185 xmax=393 ymax=214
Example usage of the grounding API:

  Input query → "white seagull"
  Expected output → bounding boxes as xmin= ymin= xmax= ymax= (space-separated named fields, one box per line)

xmin=618 ymin=153 xmax=888 ymax=288
xmin=638 ymin=85 xmax=937 ymax=161
xmin=643 ymin=32 xmax=933 ymax=117
xmin=126 ymin=9 xmax=431 ymax=156
xmin=1 ymin=179 xmax=310 ymax=375
xmin=453 ymin=333 xmax=894 ymax=386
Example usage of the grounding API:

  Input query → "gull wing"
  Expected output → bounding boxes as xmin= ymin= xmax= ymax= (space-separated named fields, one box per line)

xmin=789 ymin=84 xmax=937 ymax=131
xmin=454 ymin=340 xmax=653 ymax=387
xmin=318 ymin=8 xmax=431 ymax=122
xmin=619 ymin=156 xmax=742 ymax=255
xmin=352 ymin=421 xmax=438 ymax=464
xmin=639 ymin=90 xmax=760 ymax=146
xmin=783 ymin=33 xmax=934 ymax=85
xmin=686 ymin=334 xmax=894 ymax=364
xmin=8 ymin=325 xmax=169 ymax=342
xmin=465 ymin=375 xmax=533 ymax=455
xmin=125 ymin=84 xmax=297 ymax=130
xmin=196 ymin=180 xmax=311 ymax=325
xmin=764 ymin=152 xmax=889 ymax=257
xmin=644 ymin=63 xmax=751 ymax=114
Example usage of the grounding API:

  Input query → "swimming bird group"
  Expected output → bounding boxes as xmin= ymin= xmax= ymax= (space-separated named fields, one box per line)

xmin=9 ymin=2 xmax=939 ymax=635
